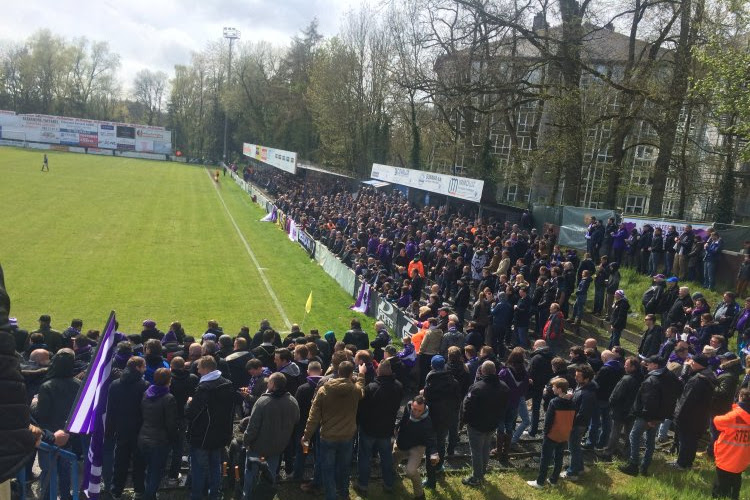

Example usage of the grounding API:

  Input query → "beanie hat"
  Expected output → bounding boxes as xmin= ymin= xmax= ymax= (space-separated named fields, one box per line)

xmin=431 ymin=355 xmax=446 ymax=371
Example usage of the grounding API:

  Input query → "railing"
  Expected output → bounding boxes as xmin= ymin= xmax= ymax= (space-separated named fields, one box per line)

xmin=16 ymin=441 xmax=79 ymax=500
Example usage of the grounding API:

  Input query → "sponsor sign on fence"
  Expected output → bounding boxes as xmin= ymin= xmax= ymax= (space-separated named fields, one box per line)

xmin=370 ymin=163 xmax=484 ymax=203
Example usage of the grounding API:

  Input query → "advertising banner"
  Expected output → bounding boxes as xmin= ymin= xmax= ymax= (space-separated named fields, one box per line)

xmin=297 ymin=229 xmax=316 ymax=257
xmin=98 ymin=124 xmax=117 ymax=149
xmin=136 ymin=139 xmax=154 ymax=152
xmin=242 ymin=142 xmax=296 ymax=174
xmin=622 ymin=216 xmax=712 ymax=235
xmin=370 ymin=163 xmax=484 ymax=203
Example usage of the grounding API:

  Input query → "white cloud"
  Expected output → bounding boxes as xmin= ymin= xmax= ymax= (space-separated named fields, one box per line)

xmin=0 ymin=0 xmax=361 ymax=91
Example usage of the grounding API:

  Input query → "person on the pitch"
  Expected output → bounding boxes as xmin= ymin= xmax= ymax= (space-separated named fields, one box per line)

xmin=41 ymin=154 xmax=49 ymax=172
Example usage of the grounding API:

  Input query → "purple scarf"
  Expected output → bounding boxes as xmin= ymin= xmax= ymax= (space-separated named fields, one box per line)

xmin=146 ymin=384 xmax=170 ymax=400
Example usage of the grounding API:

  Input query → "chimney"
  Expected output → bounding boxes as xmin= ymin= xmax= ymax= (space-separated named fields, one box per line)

xmin=533 ymin=13 xmax=547 ymax=31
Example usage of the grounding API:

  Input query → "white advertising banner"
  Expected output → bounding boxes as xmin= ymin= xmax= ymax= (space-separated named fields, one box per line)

xmin=622 ymin=216 xmax=712 ymax=235
xmin=370 ymin=163 xmax=484 ymax=203
xmin=242 ymin=142 xmax=297 ymax=174
xmin=98 ymin=124 xmax=117 ymax=149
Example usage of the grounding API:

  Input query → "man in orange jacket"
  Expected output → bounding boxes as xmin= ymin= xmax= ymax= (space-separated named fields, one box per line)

xmin=712 ymin=387 xmax=750 ymax=499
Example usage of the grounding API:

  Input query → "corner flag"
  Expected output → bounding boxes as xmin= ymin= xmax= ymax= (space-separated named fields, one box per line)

xmin=305 ymin=291 xmax=313 ymax=314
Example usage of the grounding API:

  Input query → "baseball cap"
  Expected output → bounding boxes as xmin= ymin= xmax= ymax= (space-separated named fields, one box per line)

xmin=645 ymin=355 xmax=665 ymax=366
xmin=691 ymin=355 xmax=709 ymax=368
xmin=431 ymin=355 xmax=446 ymax=371
xmin=142 ymin=319 xmax=156 ymax=328
xmin=666 ymin=277 xmax=679 ymax=283
xmin=384 ymin=345 xmax=398 ymax=356
xmin=652 ymin=274 xmax=665 ymax=280
xmin=719 ymin=352 xmax=738 ymax=361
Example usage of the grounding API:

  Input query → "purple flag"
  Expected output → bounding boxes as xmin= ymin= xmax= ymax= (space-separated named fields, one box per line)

xmin=350 ymin=282 xmax=371 ymax=314
xmin=66 ymin=311 xmax=118 ymax=499
xmin=260 ymin=206 xmax=277 ymax=222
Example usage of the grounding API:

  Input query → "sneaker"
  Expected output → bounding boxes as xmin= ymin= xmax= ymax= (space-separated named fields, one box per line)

xmin=560 ymin=471 xmax=578 ymax=481
xmin=421 ymin=479 xmax=436 ymax=489
xmin=618 ymin=464 xmax=639 ymax=476
xmin=526 ymin=480 xmax=544 ymax=489
xmin=461 ymin=476 xmax=481 ymax=487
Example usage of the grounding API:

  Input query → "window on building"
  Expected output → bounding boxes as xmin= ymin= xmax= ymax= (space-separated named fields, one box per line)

xmin=625 ymin=195 xmax=647 ymax=214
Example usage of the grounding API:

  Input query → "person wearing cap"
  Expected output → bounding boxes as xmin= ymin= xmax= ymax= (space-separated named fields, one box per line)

xmin=712 ymin=387 xmax=750 ymax=499
xmin=141 ymin=320 xmax=163 ymax=343
xmin=619 ymin=355 xmax=681 ymax=476
xmin=422 ymin=354 xmax=461 ymax=483
xmin=707 ymin=352 xmax=744 ymax=458
xmin=608 ymin=290 xmax=630 ymax=349
xmin=31 ymin=315 xmax=63 ymax=354
xmin=672 ymin=354 xmax=717 ymax=469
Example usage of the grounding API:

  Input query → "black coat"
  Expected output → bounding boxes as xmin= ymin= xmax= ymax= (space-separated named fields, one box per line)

xmin=675 ymin=368 xmax=717 ymax=432
xmin=395 ymin=404 xmax=437 ymax=455
xmin=225 ymin=350 xmax=253 ymax=390
xmin=667 ymin=295 xmax=693 ymax=328
xmin=609 ymin=371 xmax=643 ymax=421
xmin=594 ymin=361 xmax=624 ymax=401
xmin=462 ymin=374 xmax=509 ymax=432
xmin=572 ymin=381 xmax=598 ymax=427
xmin=343 ymin=329 xmax=369 ymax=351
xmin=631 ymin=367 xmax=682 ymax=421
xmin=638 ymin=326 xmax=664 ymax=357
xmin=610 ymin=298 xmax=630 ymax=330
xmin=169 ymin=368 xmax=199 ymax=419
xmin=528 ymin=347 xmax=555 ymax=396
xmin=423 ymin=370 xmax=462 ymax=429
xmin=107 ymin=367 xmax=149 ymax=439
xmin=185 ymin=376 xmax=235 ymax=449
xmin=138 ymin=392 xmax=178 ymax=448
xmin=357 ymin=375 xmax=404 ymax=438
xmin=514 ymin=295 xmax=532 ymax=327
xmin=295 ymin=376 xmax=321 ymax=432
xmin=34 ymin=352 xmax=81 ymax=433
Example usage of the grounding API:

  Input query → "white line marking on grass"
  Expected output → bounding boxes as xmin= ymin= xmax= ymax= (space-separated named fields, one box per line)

xmin=205 ymin=168 xmax=292 ymax=329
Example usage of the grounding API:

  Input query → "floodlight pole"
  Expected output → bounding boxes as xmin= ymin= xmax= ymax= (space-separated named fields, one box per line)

xmin=222 ymin=27 xmax=240 ymax=164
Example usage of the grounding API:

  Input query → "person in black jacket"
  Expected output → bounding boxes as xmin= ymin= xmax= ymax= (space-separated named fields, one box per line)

xmin=584 ymin=351 xmax=623 ymax=449
xmin=167 ymin=357 xmax=198 ymax=483
xmin=562 ymin=364 xmax=597 ymax=481
xmin=608 ymin=291 xmax=630 ymax=349
xmin=138 ymin=368 xmax=178 ymax=500
xmin=342 ymin=319 xmax=369 ymax=351
xmin=107 ymin=356 xmax=148 ymax=498
xmin=526 ymin=340 xmax=555 ymax=438
xmin=393 ymin=396 xmax=440 ymax=499
xmin=601 ymin=356 xmax=643 ymax=461
xmin=186 ymin=355 xmax=235 ymax=500
xmin=673 ymin=355 xmax=717 ymax=469
xmin=224 ymin=337 xmax=253 ymax=390
xmin=292 ymin=361 xmax=322 ymax=481
xmin=461 ymin=360 xmax=509 ymax=486
xmin=666 ymin=286 xmax=693 ymax=329
xmin=355 ymin=360 xmax=404 ymax=493
xmin=638 ymin=315 xmax=664 ymax=358
xmin=454 ymin=279 xmax=471 ymax=328
xmin=369 ymin=321 xmax=391 ymax=362
xmin=422 ymin=355 xmax=461 ymax=483
xmin=251 ymin=329 xmax=277 ymax=371
xmin=514 ymin=286 xmax=532 ymax=348
xmin=620 ymin=355 xmax=682 ymax=476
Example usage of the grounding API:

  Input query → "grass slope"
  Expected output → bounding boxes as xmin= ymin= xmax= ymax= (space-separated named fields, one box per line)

xmin=0 ymin=147 xmax=371 ymax=337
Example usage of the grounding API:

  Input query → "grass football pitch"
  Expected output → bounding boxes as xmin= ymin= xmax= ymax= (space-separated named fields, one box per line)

xmin=0 ymin=147 xmax=372 ymax=337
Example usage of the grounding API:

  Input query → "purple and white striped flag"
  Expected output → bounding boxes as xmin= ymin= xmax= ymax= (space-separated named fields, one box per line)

xmin=260 ymin=206 xmax=277 ymax=222
xmin=66 ymin=311 xmax=118 ymax=499
xmin=350 ymin=282 xmax=372 ymax=314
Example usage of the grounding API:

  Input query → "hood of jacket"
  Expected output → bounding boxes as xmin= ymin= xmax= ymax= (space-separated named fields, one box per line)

xmin=280 ymin=362 xmax=301 ymax=377
xmin=120 ymin=365 xmax=145 ymax=384
xmin=532 ymin=346 xmax=554 ymax=360
xmin=45 ymin=351 xmax=75 ymax=380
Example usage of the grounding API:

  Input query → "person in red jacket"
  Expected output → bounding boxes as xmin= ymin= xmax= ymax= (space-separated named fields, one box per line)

xmin=543 ymin=303 xmax=565 ymax=355
xmin=712 ymin=387 xmax=750 ymax=499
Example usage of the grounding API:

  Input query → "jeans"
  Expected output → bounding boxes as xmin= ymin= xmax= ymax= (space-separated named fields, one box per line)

xmin=319 ymin=438 xmax=353 ymax=500
xmin=511 ymin=400 xmax=530 ymax=444
xmin=608 ymin=329 xmax=622 ymax=349
xmin=586 ymin=401 xmax=611 ymax=448
xmin=447 ymin=420 xmax=459 ymax=455
xmin=658 ymin=419 xmax=672 ymax=441
xmin=604 ymin=419 xmax=633 ymax=457
xmin=704 ymin=261 xmax=717 ymax=290
xmin=572 ymin=295 xmax=586 ymax=320
xmin=593 ymin=286 xmax=605 ymax=314
xmin=515 ymin=326 xmax=529 ymax=348
xmin=357 ymin=432 xmax=394 ymax=489
xmin=140 ymin=443 xmax=170 ymax=500
xmin=102 ymin=436 xmax=115 ymax=489
xmin=292 ymin=428 xmax=307 ymax=480
xmin=190 ymin=447 xmax=223 ymax=500
xmin=537 ymin=437 xmax=566 ymax=485
xmin=628 ymin=417 xmax=658 ymax=470
xmin=112 ymin=438 xmax=145 ymax=495
xmin=648 ymin=253 xmax=662 ymax=276
xmin=566 ymin=426 xmax=586 ymax=475
xmin=39 ymin=444 xmax=73 ymax=500
xmin=529 ymin=392 xmax=543 ymax=436
xmin=243 ymin=452 xmax=280 ymax=500
xmin=433 ymin=426 xmax=449 ymax=470
xmin=169 ymin=426 xmax=185 ymax=479
xmin=500 ymin=403 xmax=520 ymax=435
xmin=467 ymin=427 xmax=493 ymax=480
xmin=665 ymin=252 xmax=674 ymax=276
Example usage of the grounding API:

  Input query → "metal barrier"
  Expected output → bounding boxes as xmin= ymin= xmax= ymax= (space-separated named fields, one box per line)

xmin=16 ymin=441 xmax=79 ymax=500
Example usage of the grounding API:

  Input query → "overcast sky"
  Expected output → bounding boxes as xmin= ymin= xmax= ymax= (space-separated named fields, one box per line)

xmin=0 ymin=0 xmax=362 ymax=91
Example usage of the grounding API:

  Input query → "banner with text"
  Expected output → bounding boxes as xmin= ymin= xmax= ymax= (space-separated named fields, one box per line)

xmin=370 ymin=163 xmax=484 ymax=203
xmin=242 ymin=142 xmax=297 ymax=174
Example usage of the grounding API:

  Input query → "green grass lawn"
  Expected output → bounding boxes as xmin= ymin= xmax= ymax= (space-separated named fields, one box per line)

xmin=0 ymin=147 xmax=372 ymax=337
